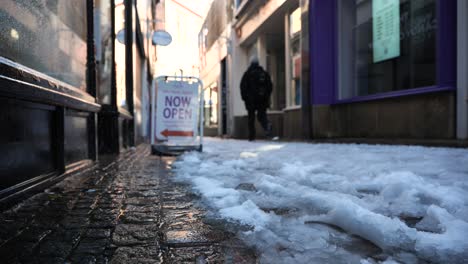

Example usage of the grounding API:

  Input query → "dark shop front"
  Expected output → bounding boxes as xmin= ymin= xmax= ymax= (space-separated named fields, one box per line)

xmin=0 ymin=0 xmax=157 ymax=207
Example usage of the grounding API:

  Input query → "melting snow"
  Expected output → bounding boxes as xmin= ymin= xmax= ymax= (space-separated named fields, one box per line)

xmin=173 ymin=138 xmax=468 ymax=263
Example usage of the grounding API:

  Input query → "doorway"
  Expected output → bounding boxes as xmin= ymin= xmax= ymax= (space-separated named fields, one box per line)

xmin=221 ymin=58 xmax=228 ymax=135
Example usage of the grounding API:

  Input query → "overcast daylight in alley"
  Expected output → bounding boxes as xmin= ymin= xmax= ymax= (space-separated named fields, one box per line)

xmin=0 ymin=0 xmax=467 ymax=264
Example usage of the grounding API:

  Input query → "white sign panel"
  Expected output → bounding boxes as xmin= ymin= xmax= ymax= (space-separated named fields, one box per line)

xmin=155 ymin=80 xmax=199 ymax=143
xmin=372 ymin=0 xmax=400 ymax=63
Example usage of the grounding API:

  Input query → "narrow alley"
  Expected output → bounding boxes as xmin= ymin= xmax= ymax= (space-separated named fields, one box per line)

xmin=1 ymin=0 xmax=468 ymax=263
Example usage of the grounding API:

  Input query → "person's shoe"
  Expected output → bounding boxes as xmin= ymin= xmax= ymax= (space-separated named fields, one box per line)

xmin=265 ymin=123 xmax=273 ymax=137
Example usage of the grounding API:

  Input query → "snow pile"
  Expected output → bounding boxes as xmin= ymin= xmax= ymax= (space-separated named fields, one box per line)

xmin=173 ymin=138 xmax=468 ymax=263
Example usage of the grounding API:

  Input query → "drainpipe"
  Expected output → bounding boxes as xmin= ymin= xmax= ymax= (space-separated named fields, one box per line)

xmin=125 ymin=0 xmax=135 ymax=147
xmin=457 ymin=0 xmax=468 ymax=139
xmin=87 ymin=0 xmax=98 ymax=160
xmin=302 ymin=0 xmax=312 ymax=140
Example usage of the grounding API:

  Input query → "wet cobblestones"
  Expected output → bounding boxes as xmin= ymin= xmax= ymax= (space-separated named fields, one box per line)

xmin=0 ymin=145 xmax=257 ymax=263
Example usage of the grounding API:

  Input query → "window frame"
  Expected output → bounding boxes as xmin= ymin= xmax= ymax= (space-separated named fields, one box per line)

xmin=286 ymin=7 xmax=303 ymax=108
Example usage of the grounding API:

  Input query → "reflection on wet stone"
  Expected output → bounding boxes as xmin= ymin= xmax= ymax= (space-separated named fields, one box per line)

xmin=120 ymin=212 xmax=159 ymax=224
xmin=110 ymin=246 xmax=161 ymax=264
xmin=166 ymin=230 xmax=212 ymax=246
xmin=73 ymin=238 xmax=109 ymax=255
xmin=160 ymin=159 xmax=257 ymax=263
xmin=163 ymin=201 xmax=193 ymax=210
xmin=125 ymin=197 xmax=159 ymax=205
xmin=124 ymin=204 xmax=160 ymax=213
xmin=167 ymin=245 xmax=223 ymax=263
xmin=112 ymin=224 xmax=160 ymax=246
xmin=84 ymin=228 xmax=112 ymax=239
xmin=68 ymin=254 xmax=99 ymax=264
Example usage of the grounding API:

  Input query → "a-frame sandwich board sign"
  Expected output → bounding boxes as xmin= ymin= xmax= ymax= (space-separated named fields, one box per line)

xmin=150 ymin=76 xmax=204 ymax=155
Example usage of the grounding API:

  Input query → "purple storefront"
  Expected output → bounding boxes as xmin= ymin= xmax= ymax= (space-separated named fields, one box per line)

xmin=309 ymin=0 xmax=462 ymax=140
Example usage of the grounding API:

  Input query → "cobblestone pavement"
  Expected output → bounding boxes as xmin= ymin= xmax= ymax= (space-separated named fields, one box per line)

xmin=0 ymin=145 xmax=257 ymax=263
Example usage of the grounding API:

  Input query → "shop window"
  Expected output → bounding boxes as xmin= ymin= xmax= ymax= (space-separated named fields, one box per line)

xmin=0 ymin=1 xmax=87 ymax=89
xmin=115 ymin=6 xmax=127 ymax=109
xmin=338 ymin=0 xmax=437 ymax=99
xmin=288 ymin=7 xmax=302 ymax=107
xmin=204 ymin=83 xmax=218 ymax=127
xmin=96 ymin=0 xmax=113 ymax=105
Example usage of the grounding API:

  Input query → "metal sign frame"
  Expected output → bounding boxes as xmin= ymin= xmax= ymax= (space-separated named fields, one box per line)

xmin=150 ymin=75 xmax=204 ymax=155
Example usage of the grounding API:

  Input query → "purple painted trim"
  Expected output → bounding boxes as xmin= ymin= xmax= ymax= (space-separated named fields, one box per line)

xmin=309 ymin=0 xmax=457 ymax=105
xmin=437 ymin=0 xmax=457 ymax=87
xmin=333 ymin=86 xmax=455 ymax=105
xmin=310 ymin=0 xmax=336 ymax=105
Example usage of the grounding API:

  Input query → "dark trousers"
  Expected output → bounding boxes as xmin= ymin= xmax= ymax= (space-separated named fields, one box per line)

xmin=247 ymin=108 xmax=269 ymax=140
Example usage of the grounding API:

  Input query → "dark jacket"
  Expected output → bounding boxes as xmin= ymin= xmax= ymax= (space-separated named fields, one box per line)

xmin=240 ymin=63 xmax=273 ymax=110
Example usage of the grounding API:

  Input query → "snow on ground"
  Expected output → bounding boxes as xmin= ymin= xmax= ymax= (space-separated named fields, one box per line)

xmin=172 ymin=138 xmax=468 ymax=263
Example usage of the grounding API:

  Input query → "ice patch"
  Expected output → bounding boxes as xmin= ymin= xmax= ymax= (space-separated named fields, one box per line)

xmin=415 ymin=206 xmax=468 ymax=263
xmin=173 ymin=138 xmax=468 ymax=263
xmin=240 ymin=152 xmax=258 ymax=158
xmin=219 ymin=200 xmax=272 ymax=230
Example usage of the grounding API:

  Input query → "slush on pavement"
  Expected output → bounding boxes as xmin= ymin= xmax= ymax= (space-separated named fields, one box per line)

xmin=173 ymin=138 xmax=468 ymax=264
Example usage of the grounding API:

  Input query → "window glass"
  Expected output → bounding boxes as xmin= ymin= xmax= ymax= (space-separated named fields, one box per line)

xmin=204 ymin=83 xmax=218 ymax=126
xmin=0 ymin=1 xmax=87 ymax=89
xmin=339 ymin=0 xmax=437 ymax=99
xmin=115 ymin=5 xmax=127 ymax=109
xmin=96 ymin=0 xmax=112 ymax=104
xmin=289 ymin=8 xmax=301 ymax=106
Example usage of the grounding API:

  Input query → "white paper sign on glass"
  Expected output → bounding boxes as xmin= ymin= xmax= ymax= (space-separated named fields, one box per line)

xmin=372 ymin=0 xmax=400 ymax=63
xmin=154 ymin=79 xmax=200 ymax=144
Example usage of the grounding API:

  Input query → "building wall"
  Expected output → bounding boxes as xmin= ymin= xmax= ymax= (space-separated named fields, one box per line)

xmin=230 ymin=35 xmax=249 ymax=118
xmin=202 ymin=0 xmax=230 ymax=51
xmin=211 ymin=0 xmax=462 ymax=141
xmin=313 ymin=92 xmax=455 ymax=139
xmin=283 ymin=109 xmax=303 ymax=139
xmin=235 ymin=0 xmax=293 ymax=45
xmin=198 ymin=0 xmax=237 ymax=136
xmin=233 ymin=113 xmax=284 ymax=139
xmin=230 ymin=0 xmax=303 ymax=139
xmin=154 ymin=0 xmax=204 ymax=77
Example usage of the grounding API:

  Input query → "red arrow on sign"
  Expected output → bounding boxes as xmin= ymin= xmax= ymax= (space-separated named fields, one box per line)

xmin=161 ymin=129 xmax=194 ymax=137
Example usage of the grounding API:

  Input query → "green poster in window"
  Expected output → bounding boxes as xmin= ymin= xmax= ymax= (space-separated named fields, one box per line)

xmin=372 ymin=0 xmax=400 ymax=63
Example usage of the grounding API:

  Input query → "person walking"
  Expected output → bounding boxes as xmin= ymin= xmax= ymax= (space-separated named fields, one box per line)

xmin=240 ymin=56 xmax=273 ymax=141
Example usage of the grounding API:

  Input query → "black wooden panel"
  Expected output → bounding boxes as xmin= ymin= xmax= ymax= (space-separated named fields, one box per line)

xmin=0 ymin=98 xmax=56 ymax=190
xmin=64 ymin=110 xmax=89 ymax=165
xmin=0 ymin=59 xmax=101 ymax=113
xmin=120 ymin=117 xmax=128 ymax=150
xmin=98 ymin=106 xmax=120 ymax=154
